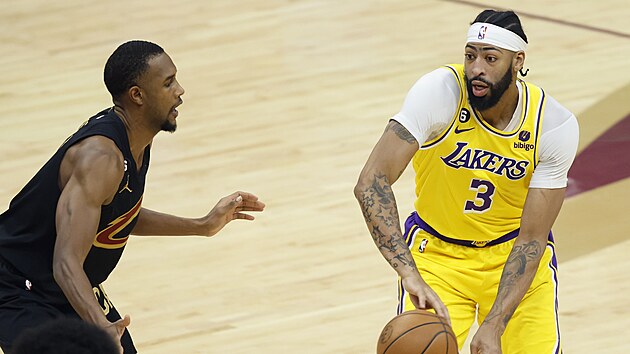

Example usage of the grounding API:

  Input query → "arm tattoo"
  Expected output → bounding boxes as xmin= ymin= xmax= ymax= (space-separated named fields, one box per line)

xmin=484 ymin=240 xmax=542 ymax=326
xmin=386 ymin=121 xmax=416 ymax=144
xmin=358 ymin=173 xmax=416 ymax=270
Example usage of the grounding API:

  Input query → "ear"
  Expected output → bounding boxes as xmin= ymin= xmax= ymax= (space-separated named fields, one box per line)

xmin=513 ymin=51 xmax=526 ymax=73
xmin=128 ymin=86 xmax=143 ymax=106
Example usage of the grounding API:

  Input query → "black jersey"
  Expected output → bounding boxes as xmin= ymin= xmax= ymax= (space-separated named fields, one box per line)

xmin=0 ymin=108 xmax=150 ymax=304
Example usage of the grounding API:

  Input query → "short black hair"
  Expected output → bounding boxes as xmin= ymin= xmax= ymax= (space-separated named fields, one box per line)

xmin=11 ymin=318 xmax=118 ymax=354
xmin=472 ymin=10 xmax=528 ymax=43
xmin=104 ymin=40 xmax=164 ymax=98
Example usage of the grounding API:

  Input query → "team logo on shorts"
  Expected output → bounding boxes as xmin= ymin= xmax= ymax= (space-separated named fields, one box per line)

xmin=471 ymin=240 xmax=490 ymax=247
xmin=419 ymin=239 xmax=429 ymax=253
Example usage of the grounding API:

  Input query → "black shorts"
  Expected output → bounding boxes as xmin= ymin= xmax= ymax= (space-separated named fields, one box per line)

xmin=0 ymin=260 xmax=137 ymax=353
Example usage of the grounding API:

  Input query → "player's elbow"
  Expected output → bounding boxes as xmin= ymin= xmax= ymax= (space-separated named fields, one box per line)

xmin=353 ymin=183 xmax=362 ymax=201
xmin=354 ymin=171 xmax=374 ymax=202
xmin=354 ymin=177 xmax=367 ymax=201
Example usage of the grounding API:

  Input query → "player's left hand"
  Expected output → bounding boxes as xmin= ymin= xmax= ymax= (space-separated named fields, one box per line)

xmin=470 ymin=323 xmax=502 ymax=354
xmin=202 ymin=191 xmax=265 ymax=236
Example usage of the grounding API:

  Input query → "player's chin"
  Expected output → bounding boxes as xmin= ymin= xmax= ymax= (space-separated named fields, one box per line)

xmin=160 ymin=119 xmax=177 ymax=133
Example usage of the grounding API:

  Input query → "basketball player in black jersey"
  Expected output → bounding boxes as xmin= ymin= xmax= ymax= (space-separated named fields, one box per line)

xmin=0 ymin=40 xmax=265 ymax=354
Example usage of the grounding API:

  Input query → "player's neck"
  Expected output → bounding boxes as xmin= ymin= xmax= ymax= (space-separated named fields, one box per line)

xmin=478 ymin=82 xmax=519 ymax=130
xmin=113 ymin=105 xmax=155 ymax=157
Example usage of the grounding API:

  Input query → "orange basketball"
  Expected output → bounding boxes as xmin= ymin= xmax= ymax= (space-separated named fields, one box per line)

xmin=376 ymin=310 xmax=458 ymax=354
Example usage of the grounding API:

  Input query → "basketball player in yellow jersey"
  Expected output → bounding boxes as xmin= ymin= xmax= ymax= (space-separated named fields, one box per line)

xmin=355 ymin=10 xmax=579 ymax=354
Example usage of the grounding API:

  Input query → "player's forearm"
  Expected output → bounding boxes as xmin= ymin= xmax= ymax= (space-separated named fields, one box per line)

xmin=132 ymin=207 xmax=203 ymax=236
xmin=482 ymin=188 xmax=567 ymax=332
xmin=53 ymin=258 xmax=110 ymax=328
xmin=481 ymin=237 xmax=544 ymax=333
xmin=354 ymin=172 xmax=418 ymax=279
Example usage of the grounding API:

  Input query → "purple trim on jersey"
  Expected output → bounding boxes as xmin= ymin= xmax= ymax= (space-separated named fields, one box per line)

xmin=471 ymin=80 xmax=529 ymax=138
xmin=421 ymin=66 xmax=461 ymax=149
xmin=403 ymin=215 xmax=418 ymax=247
xmin=547 ymin=232 xmax=559 ymax=269
xmin=546 ymin=234 xmax=561 ymax=354
xmin=397 ymin=215 xmax=422 ymax=314
xmin=397 ymin=278 xmax=405 ymax=315
xmin=553 ymin=265 xmax=561 ymax=354
xmin=410 ymin=212 xmax=524 ymax=247
xmin=533 ymin=88 xmax=546 ymax=168
xmin=522 ymin=81 xmax=531 ymax=133
xmin=445 ymin=65 xmax=464 ymax=94
xmin=421 ymin=117 xmax=458 ymax=149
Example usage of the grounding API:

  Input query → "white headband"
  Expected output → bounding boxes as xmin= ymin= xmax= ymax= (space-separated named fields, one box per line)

xmin=467 ymin=22 xmax=527 ymax=52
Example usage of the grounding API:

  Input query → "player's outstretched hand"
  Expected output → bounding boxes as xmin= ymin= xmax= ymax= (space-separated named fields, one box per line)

xmin=103 ymin=314 xmax=131 ymax=354
xmin=202 ymin=191 xmax=265 ymax=237
xmin=401 ymin=275 xmax=451 ymax=326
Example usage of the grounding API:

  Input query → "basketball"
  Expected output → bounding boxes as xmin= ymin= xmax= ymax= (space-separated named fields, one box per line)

xmin=376 ymin=310 xmax=458 ymax=354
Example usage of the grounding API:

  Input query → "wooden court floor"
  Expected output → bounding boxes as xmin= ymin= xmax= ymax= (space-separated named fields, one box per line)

xmin=1 ymin=1 xmax=629 ymax=353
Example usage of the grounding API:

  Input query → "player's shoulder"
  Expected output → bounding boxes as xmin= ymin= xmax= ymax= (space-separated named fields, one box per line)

xmin=544 ymin=93 xmax=574 ymax=120
xmin=66 ymin=109 xmax=129 ymax=160
xmin=417 ymin=66 xmax=459 ymax=85
xmin=66 ymin=136 xmax=125 ymax=173
xmin=540 ymin=92 xmax=578 ymax=133
xmin=408 ymin=66 xmax=460 ymax=100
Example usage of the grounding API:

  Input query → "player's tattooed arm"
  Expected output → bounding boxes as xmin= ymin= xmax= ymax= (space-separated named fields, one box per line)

xmin=359 ymin=173 xmax=416 ymax=270
xmin=479 ymin=187 xmax=566 ymax=337
xmin=386 ymin=120 xmax=416 ymax=144
xmin=355 ymin=118 xmax=452 ymax=322
xmin=355 ymin=119 xmax=418 ymax=275
xmin=354 ymin=120 xmax=418 ymax=276
xmin=483 ymin=240 xmax=543 ymax=327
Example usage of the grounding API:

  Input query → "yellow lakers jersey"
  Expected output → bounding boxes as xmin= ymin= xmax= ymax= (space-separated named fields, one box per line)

xmin=412 ymin=64 xmax=546 ymax=242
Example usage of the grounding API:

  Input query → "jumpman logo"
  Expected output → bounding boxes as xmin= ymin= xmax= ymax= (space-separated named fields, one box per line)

xmin=118 ymin=175 xmax=133 ymax=194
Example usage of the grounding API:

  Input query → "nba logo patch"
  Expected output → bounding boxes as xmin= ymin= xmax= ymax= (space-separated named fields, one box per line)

xmin=478 ymin=26 xmax=487 ymax=39
xmin=519 ymin=130 xmax=531 ymax=142
xmin=419 ymin=239 xmax=429 ymax=253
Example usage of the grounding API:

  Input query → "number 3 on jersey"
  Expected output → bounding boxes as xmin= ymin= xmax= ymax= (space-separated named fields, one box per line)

xmin=464 ymin=179 xmax=495 ymax=213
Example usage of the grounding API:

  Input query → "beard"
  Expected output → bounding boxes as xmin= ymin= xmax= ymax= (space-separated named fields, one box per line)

xmin=465 ymin=65 xmax=513 ymax=111
xmin=160 ymin=120 xmax=177 ymax=133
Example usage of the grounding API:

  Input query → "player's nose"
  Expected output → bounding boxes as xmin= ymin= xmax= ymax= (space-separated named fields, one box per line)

xmin=175 ymin=80 xmax=185 ymax=97
xmin=469 ymin=56 xmax=487 ymax=78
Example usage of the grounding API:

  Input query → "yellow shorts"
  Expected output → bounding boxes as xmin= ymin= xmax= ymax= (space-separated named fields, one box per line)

xmin=397 ymin=213 xmax=562 ymax=354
